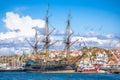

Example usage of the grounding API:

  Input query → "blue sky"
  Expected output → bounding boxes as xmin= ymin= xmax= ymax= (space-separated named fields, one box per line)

xmin=0 ymin=0 xmax=120 ymax=34
xmin=0 ymin=0 xmax=120 ymax=55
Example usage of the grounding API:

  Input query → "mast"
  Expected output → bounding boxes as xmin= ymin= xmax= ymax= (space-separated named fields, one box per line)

xmin=41 ymin=5 xmax=57 ymax=61
xmin=65 ymin=11 xmax=71 ymax=59
xmin=25 ymin=28 xmax=39 ymax=54
xmin=45 ymin=5 xmax=49 ymax=61
xmin=64 ymin=11 xmax=79 ymax=59
xmin=34 ymin=28 xmax=38 ymax=54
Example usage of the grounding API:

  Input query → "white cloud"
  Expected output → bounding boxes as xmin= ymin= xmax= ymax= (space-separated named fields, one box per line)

xmin=72 ymin=36 xmax=106 ymax=44
xmin=71 ymin=36 xmax=120 ymax=48
xmin=2 ymin=12 xmax=45 ymax=39
xmin=0 ymin=47 xmax=15 ymax=56
xmin=0 ymin=12 xmax=120 ymax=56
xmin=0 ymin=32 xmax=17 ymax=40
xmin=0 ymin=12 xmax=46 ymax=55
xmin=86 ymin=31 xmax=98 ymax=37
xmin=105 ymin=34 xmax=114 ymax=38
xmin=116 ymin=43 xmax=120 ymax=48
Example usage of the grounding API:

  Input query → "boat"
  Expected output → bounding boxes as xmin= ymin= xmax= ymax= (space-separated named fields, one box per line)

xmin=24 ymin=60 xmax=75 ymax=71
xmin=77 ymin=60 xmax=99 ymax=73
xmin=75 ymin=40 xmax=100 ymax=73
xmin=0 ymin=63 xmax=25 ymax=72
xmin=77 ymin=64 xmax=99 ymax=73
xmin=23 ymin=7 xmax=78 ymax=72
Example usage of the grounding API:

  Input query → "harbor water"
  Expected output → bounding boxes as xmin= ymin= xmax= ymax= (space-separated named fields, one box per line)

xmin=0 ymin=72 xmax=120 ymax=80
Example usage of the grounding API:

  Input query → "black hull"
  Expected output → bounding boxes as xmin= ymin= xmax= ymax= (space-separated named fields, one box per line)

xmin=24 ymin=64 xmax=76 ymax=72
xmin=23 ymin=60 xmax=76 ymax=72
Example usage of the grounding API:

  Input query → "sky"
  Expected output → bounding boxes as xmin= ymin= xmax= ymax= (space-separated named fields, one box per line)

xmin=0 ymin=0 xmax=120 ymax=55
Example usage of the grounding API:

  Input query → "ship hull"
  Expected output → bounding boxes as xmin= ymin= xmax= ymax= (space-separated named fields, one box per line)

xmin=23 ymin=61 xmax=76 ymax=72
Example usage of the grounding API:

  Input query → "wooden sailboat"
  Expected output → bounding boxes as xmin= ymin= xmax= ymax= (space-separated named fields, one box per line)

xmin=23 ymin=8 xmax=80 ymax=72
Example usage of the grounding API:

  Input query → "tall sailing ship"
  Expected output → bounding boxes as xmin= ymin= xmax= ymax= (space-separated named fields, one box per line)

xmin=23 ymin=7 xmax=80 ymax=72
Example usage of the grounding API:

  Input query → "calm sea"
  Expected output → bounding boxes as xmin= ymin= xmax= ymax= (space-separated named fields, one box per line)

xmin=0 ymin=72 xmax=120 ymax=80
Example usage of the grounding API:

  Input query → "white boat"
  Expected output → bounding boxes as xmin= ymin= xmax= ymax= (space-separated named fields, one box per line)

xmin=77 ymin=60 xmax=99 ymax=72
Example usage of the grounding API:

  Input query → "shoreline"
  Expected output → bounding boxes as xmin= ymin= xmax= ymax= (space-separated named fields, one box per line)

xmin=41 ymin=70 xmax=110 ymax=74
xmin=0 ymin=69 xmax=119 ymax=74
